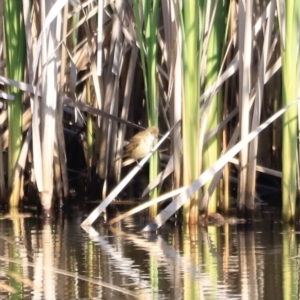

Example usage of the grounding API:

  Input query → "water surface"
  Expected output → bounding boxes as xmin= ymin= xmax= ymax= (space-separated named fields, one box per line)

xmin=0 ymin=205 xmax=298 ymax=299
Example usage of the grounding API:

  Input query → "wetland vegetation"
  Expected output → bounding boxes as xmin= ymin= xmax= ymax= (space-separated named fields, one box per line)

xmin=0 ymin=1 xmax=300 ymax=297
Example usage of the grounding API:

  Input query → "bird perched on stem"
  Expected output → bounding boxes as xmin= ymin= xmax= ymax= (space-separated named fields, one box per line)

xmin=115 ymin=126 xmax=159 ymax=163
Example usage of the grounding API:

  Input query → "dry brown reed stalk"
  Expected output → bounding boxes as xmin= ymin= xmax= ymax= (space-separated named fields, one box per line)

xmin=238 ymin=0 xmax=252 ymax=216
xmin=162 ymin=0 xmax=182 ymax=199
xmin=245 ymin=0 xmax=276 ymax=216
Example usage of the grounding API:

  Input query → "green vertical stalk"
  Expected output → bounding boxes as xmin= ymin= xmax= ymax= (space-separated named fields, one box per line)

xmin=4 ymin=0 xmax=26 ymax=206
xmin=133 ymin=0 xmax=159 ymax=217
xmin=147 ymin=0 xmax=159 ymax=217
xmin=86 ymin=79 xmax=93 ymax=166
xmin=203 ymin=0 xmax=227 ymax=213
xmin=281 ymin=0 xmax=299 ymax=222
xmin=182 ymin=0 xmax=200 ymax=223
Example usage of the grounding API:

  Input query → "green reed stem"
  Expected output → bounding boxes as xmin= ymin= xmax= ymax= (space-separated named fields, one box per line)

xmin=133 ymin=0 xmax=159 ymax=217
xmin=4 ymin=0 xmax=26 ymax=206
xmin=281 ymin=0 xmax=299 ymax=222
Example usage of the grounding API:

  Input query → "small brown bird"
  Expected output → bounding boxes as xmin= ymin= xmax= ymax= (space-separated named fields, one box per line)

xmin=115 ymin=126 xmax=159 ymax=162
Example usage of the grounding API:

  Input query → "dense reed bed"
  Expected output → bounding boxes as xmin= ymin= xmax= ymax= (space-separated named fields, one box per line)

xmin=0 ymin=0 xmax=298 ymax=227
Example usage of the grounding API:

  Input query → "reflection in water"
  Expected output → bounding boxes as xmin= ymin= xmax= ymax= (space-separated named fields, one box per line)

xmin=42 ymin=222 xmax=55 ymax=300
xmin=0 ymin=208 xmax=298 ymax=299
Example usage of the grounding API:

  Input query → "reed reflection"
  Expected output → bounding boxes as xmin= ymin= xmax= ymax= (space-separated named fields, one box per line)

xmin=0 ymin=211 xmax=297 ymax=299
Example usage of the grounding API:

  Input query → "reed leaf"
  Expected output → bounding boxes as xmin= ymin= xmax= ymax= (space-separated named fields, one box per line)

xmin=181 ymin=0 xmax=201 ymax=224
xmin=4 ymin=0 xmax=26 ymax=205
xmin=202 ymin=0 xmax=227 ymax=213
xmin=281 ymin=0 xmax=300 ymax=222
xmin=108 ymin=187 xmax=187 ymax=225
xmin=133 ymin=0 xmax=159 ymax=217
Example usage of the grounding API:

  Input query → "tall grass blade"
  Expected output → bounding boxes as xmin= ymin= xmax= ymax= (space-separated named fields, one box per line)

xmin=281 ymin=0 xmax=300 ymax=222
xmin=202 ymin=0 xmax=227 ymax=213
xmin=237 ymin=0 xmax=252 ymax=216
xmin=108 ymin=187 xmax=187 ymax=225
xmin=4 ymin=0 xmax=26 ymax=205
xmin=182 ymin=0 xmax=200 ymax=223
xmin=133 ymin=0 xmax=160 ymax=217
